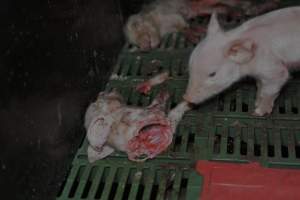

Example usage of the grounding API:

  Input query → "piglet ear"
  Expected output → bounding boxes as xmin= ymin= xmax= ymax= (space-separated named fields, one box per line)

xmin=87 ymin=116 xmax=112 ymax=151
xmin=87 ymin=145 xmax=114 ymax=163
xmin=226 ymin=39 xmax=256 ymax=64
xmin=207 ymin=12 xmax=223 ymax=36
xmin=129 ymin=14 xmax=143 ymax=31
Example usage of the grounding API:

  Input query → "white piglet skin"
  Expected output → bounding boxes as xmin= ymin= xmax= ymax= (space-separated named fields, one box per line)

xmin=184 ymin=7 xmax=300 ymax=116
xmin=84 ymin=90 xmax=173 ymax=163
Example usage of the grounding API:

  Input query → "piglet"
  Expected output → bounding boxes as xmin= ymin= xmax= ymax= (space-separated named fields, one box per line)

xmin=84 ymin=89 xmax=174 ymax=162
xmin=184 ymin=7 xmax=300 ymax=116
xmin=124 ymin=0 xmax=255 ymax=51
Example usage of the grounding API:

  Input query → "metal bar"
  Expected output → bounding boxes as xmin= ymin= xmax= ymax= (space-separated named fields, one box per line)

xmin=60 ymin=165 xmax=80 ymax=198
xmin=74 ymin=165 xmax=91 ymax=198
xmin=128 ymin=170 xmax=143 ymax=199
xmin=88 ymin=166 xmax=105 ymax=199
xmin=101 ymin=167 xmax=118 ymax=200
xmin=156 ymin=171 xmax=168 ymax=200
xmin=142 ymin=168 xmax=155 ymax=200
xmin=170 ymin=170 xmax=182 ymax=200
xmin=180 ymin=126 xmax=189 ymax=154
xmin=247 ymin=126 xmax=254 ymax=157
xmin=114 ymin=168 xmax=130 ymax=200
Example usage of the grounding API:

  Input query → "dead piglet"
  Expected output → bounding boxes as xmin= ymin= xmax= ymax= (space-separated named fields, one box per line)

xmin=184 ymin=7 xmax=300 ymax=116
xmin=124 ymin=0 xmax=190 ymax=51
xmin=84 ymin=90 xmax=173 ymax=162
xmin=124 ymin=0 xmax=254 ymax=50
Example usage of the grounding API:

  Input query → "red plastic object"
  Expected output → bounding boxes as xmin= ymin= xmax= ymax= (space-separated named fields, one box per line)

xmin=196 ymin=161 xmax=300 ymax=200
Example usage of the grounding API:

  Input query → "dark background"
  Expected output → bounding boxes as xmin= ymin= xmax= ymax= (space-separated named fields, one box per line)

xmin=0 ymin=0 xmax=146 ymax=199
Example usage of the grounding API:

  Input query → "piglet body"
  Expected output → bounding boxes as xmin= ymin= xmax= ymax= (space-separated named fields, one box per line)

xmin=184 ymin=7 xmax=300 ymax=116
xmin=84 ymin=90 xmax=173 ymax=162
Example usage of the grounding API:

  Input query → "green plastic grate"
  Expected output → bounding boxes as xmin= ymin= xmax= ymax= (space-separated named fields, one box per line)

xmin=200 ymin=115 xmax=300 ymax=168
xmin=107 ymin=77 xmax=300 ymax=117
xmin=59 ymin=79 xmax=300 ymax=199
xmin=111 ymin=50 xmax=190 ymax=80
xmin=56 ymin=160 xmax=202 ymax=200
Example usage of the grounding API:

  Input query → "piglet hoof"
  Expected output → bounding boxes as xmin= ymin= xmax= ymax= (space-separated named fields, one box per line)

xmin=136 ymin=82 xmax=151 ymax=95
xmin=252 ymin=108 xmax=271 ymax=117
xmin=254 ymin=99 xmax=262 ymax=108
xmin=251 ymin=110 xmax=264 ymax=117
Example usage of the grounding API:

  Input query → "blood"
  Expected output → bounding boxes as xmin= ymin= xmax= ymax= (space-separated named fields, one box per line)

xmin=136 ymin=82 xmax=151 ymax=94
xmin=127 ymin=124 xmax=172 ymax=160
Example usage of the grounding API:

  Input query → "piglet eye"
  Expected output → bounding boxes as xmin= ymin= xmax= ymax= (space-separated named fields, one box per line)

xmin=209 ymin=72 xmax=216 ymax=77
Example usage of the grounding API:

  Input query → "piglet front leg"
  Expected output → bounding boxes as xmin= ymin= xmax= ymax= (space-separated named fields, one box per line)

xmin=168 ymin=101 xmax=193 ymax=132
xmin=255 ymin=79 xmax=263 ymax=108
xmin=253 ymin=67 xmax=289 ymax=116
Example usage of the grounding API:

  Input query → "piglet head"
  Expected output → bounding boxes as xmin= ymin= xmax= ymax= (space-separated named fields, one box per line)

xmin=184 ymin=12 xmax=257 ymax=104
xmin=86 ymin=89 xmax=125 ymax=162
xmin=124 ymin=14 xmax=160 ymax=50
xmin=96 ymin=89 xmax=124 ymax=113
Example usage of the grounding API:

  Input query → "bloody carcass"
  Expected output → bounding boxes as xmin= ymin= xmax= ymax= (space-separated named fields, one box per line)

xmin=84 ymin=89 xmax=175 ymax=162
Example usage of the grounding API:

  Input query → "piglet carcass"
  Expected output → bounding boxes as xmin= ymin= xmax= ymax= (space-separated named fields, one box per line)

xmin=84 ymin=90 xmax=174 ymax=162
xmin=124 ymin=0 xmax=279 ymax=50
xmin=184 ymin=7 xmax=300 ymax=116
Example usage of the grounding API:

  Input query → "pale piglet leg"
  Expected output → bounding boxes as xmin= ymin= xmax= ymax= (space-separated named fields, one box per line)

xmin=168 ymin=101 xmax=192 ymax=133
xmin=255 ymin=79 xmax=262 ymax=108
xmin=253 ymin=92 xmax=279 ymax=116
xmin=253 ymin=69 xmax=289 ymax=116
xmin=136 ymin=72 xmax=169 ymax=94
xmin=87 ymin=145 xmax=115 ymax=163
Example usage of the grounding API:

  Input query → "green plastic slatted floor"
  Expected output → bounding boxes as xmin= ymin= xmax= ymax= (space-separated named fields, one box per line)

xmin=57 ymin=5 xmax=300 ymax=199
